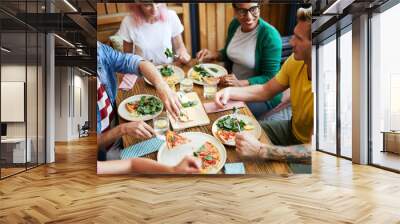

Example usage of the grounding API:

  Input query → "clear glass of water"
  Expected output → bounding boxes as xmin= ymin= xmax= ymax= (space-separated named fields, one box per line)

xmin=203 ymin=78 xmax=219 ymax=100
xmin=180 ymin=78 xmax=193 ymax=93
xmin=153 ymin=112 xmax=169 ymax=139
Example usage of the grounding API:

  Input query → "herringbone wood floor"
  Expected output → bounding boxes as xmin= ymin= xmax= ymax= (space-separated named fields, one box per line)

xmin=0 ymin=135 xmax=399 ymax=223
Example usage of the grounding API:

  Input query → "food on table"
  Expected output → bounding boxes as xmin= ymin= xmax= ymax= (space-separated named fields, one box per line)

xmin=159 ymin=65 xmax=174 ymax=77
xmin=166 ymin=130 xmax=190 ymax=149
xmin=209 ymin=67 xmax=219 ymax=73
xmin=181 ymin=101 xmax=197 ymax=108
xmin=177 ymin=109 xmax=194 ymax=123
xmin=191 ymin=65 xmax=213 ymax=82
xmin=177 ymin=92 xmax=197 ymax=108
xmin=216 ymin=129 xmax=236 ymax=143
xmin=215 ymin=115 xmax=254 ymax=143
xmin=158 ymin=65 xmax=179 ymax=85
xmin=125 ymin=96 xmax=162 ymax=117
xmin=125 ymin=102 xmax=137 ymax=113
xmin=216 ymin=115 xmax=246 ymax=132
xmin=193 ymin=141 xmax=221 ymax=173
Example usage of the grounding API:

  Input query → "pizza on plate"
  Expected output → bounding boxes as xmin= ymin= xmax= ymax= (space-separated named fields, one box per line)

xmin=166 ymin=131 xmax=190 ymax=149
xmin=193 ymin=141 xmax=221 ymax=173
xmin=125 ymin=102 xmax=137 ymax=113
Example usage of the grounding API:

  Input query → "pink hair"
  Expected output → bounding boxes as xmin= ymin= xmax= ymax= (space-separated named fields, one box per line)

xmin=127 ymin=3 xmax=168 ymax=27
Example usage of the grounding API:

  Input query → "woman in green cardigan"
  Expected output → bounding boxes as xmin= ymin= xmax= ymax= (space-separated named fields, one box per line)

xmin=196 ymin=3 xmax=283 ymax=118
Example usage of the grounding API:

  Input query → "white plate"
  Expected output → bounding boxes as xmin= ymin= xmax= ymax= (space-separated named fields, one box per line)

xmin=157 ymin=132 xmax=227 ymax=174
xmin=187 ymin=63 xmax=228 ymax=85
xmin=212 ymin=114 xmax=262 ymax=146
xmin=118 ymin=94 xmax=163 ymax=122
xmin=144 ymin=65 xmax=185 ymax=86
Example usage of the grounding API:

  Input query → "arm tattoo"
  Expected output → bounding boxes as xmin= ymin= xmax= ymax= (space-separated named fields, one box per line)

xmin=258 ymin=144 xmax=311 ymax=162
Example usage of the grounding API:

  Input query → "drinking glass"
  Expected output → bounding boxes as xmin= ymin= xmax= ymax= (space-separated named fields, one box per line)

xmin=180 ymin=78 xmax=193 ymax=93
xmin=153 ymin=112 xmax=169 ymax=139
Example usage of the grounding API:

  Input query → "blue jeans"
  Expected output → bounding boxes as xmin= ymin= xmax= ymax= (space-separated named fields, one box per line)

xmin=246 ymin=101 xmax=275 ymax=120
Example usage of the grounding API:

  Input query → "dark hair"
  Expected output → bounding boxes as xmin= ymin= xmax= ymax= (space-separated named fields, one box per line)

xmin=232 ymin=2 xmax=260 ymax=9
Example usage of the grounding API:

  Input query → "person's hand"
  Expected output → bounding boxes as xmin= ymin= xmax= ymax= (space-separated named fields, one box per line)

xmin=175 ymin=52 xmax=191 ymax=65
xmin=220 ymin=74 xmax=248 ymax=87
xmin=235 ymin=133 xmax=263 ymax=158
xmin=121 ymin=121 xmax=155 ymax=139
xmin=172 ymin=156 xmax=201 ymax=174
xmin=155 ymin=84 xmax=181 ymax=120
xmin=214 ymin=87 xmax=231 ymax=108
xmin=196 ymin=49 xmax=218 ymax=63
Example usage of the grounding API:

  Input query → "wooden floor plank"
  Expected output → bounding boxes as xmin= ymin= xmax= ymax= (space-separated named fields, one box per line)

xmin=0 ymin=135 xmax=399 ymax=223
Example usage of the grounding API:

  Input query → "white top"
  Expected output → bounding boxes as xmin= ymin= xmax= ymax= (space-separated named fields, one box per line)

xmin=118 ymin=10 xmax=184 ymax=65
xmin=226 ymin=26 xmax=258 ymax=80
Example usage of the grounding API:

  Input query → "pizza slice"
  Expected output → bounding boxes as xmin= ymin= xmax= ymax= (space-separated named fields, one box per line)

xmin=165 ymin=130 xmax=190 ymax=149
xmin=193 ymin=141 xmax=220 ymax=173
xmin=216 ymin=129 xmax=236 ymax=143
xmin=125 ymin=102 xmax=137 ymax=113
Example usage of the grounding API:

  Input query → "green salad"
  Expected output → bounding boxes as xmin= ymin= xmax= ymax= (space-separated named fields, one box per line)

xmin=193 ymin=65 xmax=212 ymax=78
xmin=209 ymin=67 xmax=219 ymax=73
xmin=159 ymin=65 xmax=174 ymax=77
xmin=216 ymin=116 xmax=245 ymax=132
xmin=133 ymin=96 xmax=162 ymax=116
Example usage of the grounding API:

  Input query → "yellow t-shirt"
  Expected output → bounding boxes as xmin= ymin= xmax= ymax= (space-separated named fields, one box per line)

xmin=275 ymin=54 xmax=313 ymax=143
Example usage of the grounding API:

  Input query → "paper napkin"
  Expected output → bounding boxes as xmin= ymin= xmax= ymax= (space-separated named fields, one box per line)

xmin=120 ymin=137 xmax=165 ymax=159
xmin=119 ymin=74 xmax=138 ymax=91
xmin=224 ymin=162 xmax=246 ymax=174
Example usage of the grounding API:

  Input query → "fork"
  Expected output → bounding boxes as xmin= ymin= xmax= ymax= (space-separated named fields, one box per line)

xmin=232 ymin=106 xmax=241 ymax=132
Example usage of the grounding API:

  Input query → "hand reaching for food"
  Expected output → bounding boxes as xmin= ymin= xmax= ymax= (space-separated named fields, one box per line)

xmin=220 ymin=74 xmax=249 ymax=87
xmin=196 ymin=49 xmax=218 ymax=63
xmin=175 ymin=52 xmax=191 ymax=65
xmin=155 ymin=85 xmax=181 ymax=120
xmin=172 ymin=156 xmax=201 ymax=174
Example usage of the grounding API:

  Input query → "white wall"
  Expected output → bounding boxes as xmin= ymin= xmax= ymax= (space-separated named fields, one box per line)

xmin=1 ymin=64 xmax=46 ymax=164
xmin=54 ymin=67 xmax=89 ymax=141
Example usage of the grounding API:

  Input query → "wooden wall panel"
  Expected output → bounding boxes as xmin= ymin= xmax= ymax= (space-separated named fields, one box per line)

xmin=182 ymin=4 xmax=192 ymax=54
xmin=198 ymin=3 xmax=290 ymax=52
xmin=199 ymin=3 xmax=207 ymax=50
xmin=216 ymin=4 xmax=226 ymax=50
xmin=206 ymin=4 xmax=217 ymax=52
xmin=105 ymin=3 xmax=117 ymax=14
xmin=88 ymin=77 xmax=97 ymax=133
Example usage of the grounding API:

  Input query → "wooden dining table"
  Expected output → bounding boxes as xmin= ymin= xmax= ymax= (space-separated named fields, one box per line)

xmin=116 ymin=60 xmax=297 ymax=175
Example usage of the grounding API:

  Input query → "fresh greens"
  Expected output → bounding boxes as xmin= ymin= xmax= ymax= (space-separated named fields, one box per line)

xmin=181 ymin=100 xmax=197 ymax=108
xmin=193 ymin=65 xmax=212 ymax=78
xmin=135 ymin=96 xmax=162 ymax=116
xmin=164 ymin=48 xmax=174 ymax=58
xmin=159 ymin=65 xmax=174 ymax=77
xmin=193 ymin=144 xmax=205 ymax=157
xmin=209 ymin=67 xmax=219 ymax=73
xmin=216 ymin=116 xmax=245 ymax=132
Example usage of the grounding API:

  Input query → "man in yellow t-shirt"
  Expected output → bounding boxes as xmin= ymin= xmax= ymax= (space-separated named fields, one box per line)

xmin=214 ymin=7 xmax=312 ymax=161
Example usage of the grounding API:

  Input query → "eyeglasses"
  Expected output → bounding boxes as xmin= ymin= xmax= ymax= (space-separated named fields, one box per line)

xmin=234 ymin=6 xmax=260 ymax=17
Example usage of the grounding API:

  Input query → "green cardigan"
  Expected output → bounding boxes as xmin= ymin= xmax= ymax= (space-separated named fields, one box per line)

xmin=220 ymin=18 xmax=283 ymax=108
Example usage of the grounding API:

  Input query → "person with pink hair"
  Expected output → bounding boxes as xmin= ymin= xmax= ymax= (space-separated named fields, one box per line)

xmin=118 ymin=3 xmax=191 ymax=65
